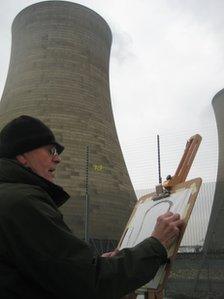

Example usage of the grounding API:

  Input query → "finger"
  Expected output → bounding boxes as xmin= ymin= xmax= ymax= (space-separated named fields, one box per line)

xmin=110 ymin=249 xmax=119 ymax=257
xmin=101 ymin=252 xmax=110 ymax=257
xmin=157 ymin=213 xmax=180 ymax=226
xmin=166 ymin=213 xmax=181 ymax=221
xmin=172 ymin=219 xmax=185 ymax=228
xmin=164 ymin=222 xmax=181 ymax=237
xmin=157 ymin=212 xmax=174 ymax=223
xmin=101 ymin=251 xmax=114 ymax=257
xmin=101 ymin=249 xmax=119 ymax=258
xmin=161 ymin=211 xmax=174 ymax=217
xmin=161 ymin=214 xmax=181 ymax=227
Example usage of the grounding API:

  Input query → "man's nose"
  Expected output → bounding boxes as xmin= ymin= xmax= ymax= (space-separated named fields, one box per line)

xmin=53 ymin=154 xmax=61 ymax=164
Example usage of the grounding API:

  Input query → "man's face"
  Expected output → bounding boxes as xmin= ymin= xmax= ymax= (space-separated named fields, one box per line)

xmin=19 ymin=145 xmax=61 ymax=182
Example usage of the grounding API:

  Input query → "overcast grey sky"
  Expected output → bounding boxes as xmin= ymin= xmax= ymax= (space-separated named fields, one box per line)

xmin=0 ymin=0 xmax=221 ymax=191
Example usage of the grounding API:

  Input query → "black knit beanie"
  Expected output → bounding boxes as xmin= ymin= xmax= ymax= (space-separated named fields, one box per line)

xmin=0 ymin=115 xmax=64 ymax=158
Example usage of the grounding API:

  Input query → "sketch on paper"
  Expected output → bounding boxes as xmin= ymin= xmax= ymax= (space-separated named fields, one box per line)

xmin=120 ymin=188 xmax=192 ymax=250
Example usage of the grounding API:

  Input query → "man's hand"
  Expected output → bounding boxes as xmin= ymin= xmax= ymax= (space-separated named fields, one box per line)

xmin=151 ymin=212 xmax=185 ymax=249
xmin=101 ymin=249 xmax=119 ymax=257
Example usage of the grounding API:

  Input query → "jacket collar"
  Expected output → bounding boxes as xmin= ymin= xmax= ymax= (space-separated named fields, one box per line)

xmin=0 ymin=158 xmax=70 ymax=207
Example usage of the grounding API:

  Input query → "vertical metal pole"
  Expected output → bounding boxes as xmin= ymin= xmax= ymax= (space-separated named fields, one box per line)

xmin=85 ymin=145 xmax=90 ymax=243
xmin=157 ymin=135 xmax=162 ymax=184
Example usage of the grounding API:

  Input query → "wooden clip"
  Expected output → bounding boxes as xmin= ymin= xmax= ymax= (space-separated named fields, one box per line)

xmin=163 ymin=134 xmax=202 ymax=189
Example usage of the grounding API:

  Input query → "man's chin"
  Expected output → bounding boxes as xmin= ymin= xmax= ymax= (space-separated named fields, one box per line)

xmin=45 ymin=173 xmax=55 ymax=182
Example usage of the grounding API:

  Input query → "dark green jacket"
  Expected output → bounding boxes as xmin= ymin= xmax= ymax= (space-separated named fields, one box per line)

xmin=0 ymin=158 xmax=167 ymax=299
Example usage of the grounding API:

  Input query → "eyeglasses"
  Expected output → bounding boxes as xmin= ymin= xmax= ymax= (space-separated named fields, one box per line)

xmin=48 ymin=146 xmax=59 ymax=157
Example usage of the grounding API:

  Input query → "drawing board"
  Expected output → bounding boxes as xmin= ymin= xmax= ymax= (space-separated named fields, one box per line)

xmin=118 ymin=178 xmax=202 ymax=291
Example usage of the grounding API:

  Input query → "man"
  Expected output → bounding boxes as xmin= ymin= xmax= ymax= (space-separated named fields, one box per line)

xmin=0 ymin=115 xmax=184 ymax=299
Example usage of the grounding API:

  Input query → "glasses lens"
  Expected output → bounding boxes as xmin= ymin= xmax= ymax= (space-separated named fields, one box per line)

xmin=50 ymin=147 xmax=58 ymax=156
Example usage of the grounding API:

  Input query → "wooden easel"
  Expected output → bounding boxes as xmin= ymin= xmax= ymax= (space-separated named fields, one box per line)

xmin=163 ymin=134 xmax=201 ymax=189
xmin=147 ymin=134 xmax=202 ymax=299
xmin=121 ymin=134 xmax=202 ymax=299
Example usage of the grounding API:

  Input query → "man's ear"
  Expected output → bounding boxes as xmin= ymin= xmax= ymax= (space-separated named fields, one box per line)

xmin=16 ymin=154 xmax=27 ymax=166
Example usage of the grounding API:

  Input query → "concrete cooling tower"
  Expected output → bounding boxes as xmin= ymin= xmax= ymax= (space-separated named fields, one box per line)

xmin=0 ymin=1 xmax=136 ymax=247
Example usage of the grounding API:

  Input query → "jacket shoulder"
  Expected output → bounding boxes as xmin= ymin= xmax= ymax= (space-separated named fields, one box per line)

xmin=0 ymin=182 xmax=56 ymax=214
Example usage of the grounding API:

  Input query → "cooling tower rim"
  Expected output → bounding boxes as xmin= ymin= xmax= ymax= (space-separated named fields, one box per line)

xmin=212 ymin=88 xmax=224 ymax=105
xmin=12 ymin=0 xmax=112 ymax=38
